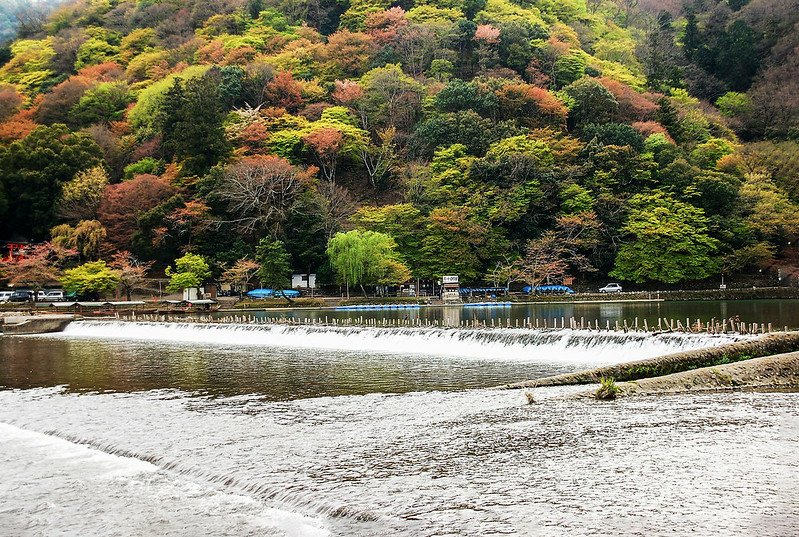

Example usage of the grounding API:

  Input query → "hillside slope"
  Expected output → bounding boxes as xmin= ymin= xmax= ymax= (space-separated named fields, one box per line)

xmin=0 ymin=0 xmax=798 ymax=290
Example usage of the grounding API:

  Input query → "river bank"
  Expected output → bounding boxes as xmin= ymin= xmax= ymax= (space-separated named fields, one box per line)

xmin=593 ymin=352 xmax=799 ymax=397
xmin=502 ymin=332 xmax=799 ymax=398
xmin=225 ymin=286 xmax=799 ymax=310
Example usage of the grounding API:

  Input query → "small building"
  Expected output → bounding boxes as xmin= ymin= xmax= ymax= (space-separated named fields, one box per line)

xmin=183 ymin=287 xmax=199 ymax=301
xmin=441 ymin=275 xmax=461 ymax=304
xmin=292 ymin=273 xmax=316 ymax=289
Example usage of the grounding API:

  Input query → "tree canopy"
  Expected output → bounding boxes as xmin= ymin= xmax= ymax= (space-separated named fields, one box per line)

xmin=0 ymin=0 xmax=797 ymax=292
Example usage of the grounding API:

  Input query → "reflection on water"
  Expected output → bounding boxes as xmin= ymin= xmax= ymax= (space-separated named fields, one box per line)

xmin=222 ymin=299 xmax=799 ymax=329
xmin=0 ymin=336 xmax=579 ymax=397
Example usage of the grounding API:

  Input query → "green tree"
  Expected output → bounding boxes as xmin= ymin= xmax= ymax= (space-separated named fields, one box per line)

xmin=716 ymin=91 xmax=751 ymax=118
xmin=255 ymin=236 xmax=291 ymax=290
xmin=326 ymin=230 xmax=409 ymax=297
xmin=165 ymin=253 xmax=211 ymax=292
xmin=74 ymin=37 xmax=118 ymax=70
xmin=553 ymin=53 xmax=585 ymax=88
xmin=690 ymin=138 xmax=735 ymax=169
xmin=419 ymin=207 xmax=486 ymax=282
xmin=610 ymin=192 xmax=720 ymax=283
xmin=582 ymin=123 xmax=645 ymax=152
xmin=0 ymin=124 xmax=102 ymax=239
xmin=68 ymin=82 xmax=131 ymax=127
xmin=562 ymin=77 xmax=619 ymax=127
xmin=351 ymin=204 xmax=427 ymax=276
xmin=160 ymin=70 xmax=230 ymax=176
xmin=61 ymin=261 xmax=121 ymax=300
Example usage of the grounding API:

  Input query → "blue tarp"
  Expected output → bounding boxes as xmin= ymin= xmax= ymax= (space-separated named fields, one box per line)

xmin=523 ymin=285 xmax=575 ymax=294
xmin=459 ymin=287 xmax=508 ymax=294
xmin=275 ymin=289 xmax=300 ymax=298
xmin=246 ymin=288 xmax=274 ymax=298
xmin=246 ymin=289 xmax=301 ymax=298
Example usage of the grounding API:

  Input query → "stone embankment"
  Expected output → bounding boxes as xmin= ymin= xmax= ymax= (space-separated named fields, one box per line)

xmin=501 ymin=332 xmax=799 ymax=391
xmin=0 ymin=315 xmax=76 ymax=335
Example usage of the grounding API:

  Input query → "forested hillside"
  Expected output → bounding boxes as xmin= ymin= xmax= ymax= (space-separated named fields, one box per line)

xmin=1 ymin=0 xmax=798 ymax=291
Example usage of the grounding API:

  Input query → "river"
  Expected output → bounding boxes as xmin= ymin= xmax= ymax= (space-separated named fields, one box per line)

xmin=1 ymin=311 xmax=798 ymax=536
xmin=224 ymin=299 xmax=799 ymax=330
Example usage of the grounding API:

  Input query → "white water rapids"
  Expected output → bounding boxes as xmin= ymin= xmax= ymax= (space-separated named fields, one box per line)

xmin=58 ymin=320 xmax=750 ymax=364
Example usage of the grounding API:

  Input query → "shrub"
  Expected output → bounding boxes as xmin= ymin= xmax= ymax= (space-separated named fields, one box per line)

xmin=595 ymin=377 xmax=619 ymax=400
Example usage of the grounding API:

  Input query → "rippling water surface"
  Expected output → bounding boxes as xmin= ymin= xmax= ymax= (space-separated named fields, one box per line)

xmin=1 ymin=325 xmax=797 ymax=536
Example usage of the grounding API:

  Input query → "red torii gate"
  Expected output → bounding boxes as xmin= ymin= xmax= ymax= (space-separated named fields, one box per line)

xmin=2 ymin=242 xmax=30 ymax=262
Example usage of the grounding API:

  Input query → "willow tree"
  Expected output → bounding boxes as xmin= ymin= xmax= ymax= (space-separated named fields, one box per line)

xmin=326 ymin=230 xmax=410 ymax=298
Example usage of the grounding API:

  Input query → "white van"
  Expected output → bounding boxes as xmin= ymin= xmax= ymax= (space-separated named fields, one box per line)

xmin=0 ymin=291 xmax=12 ymax=302
xmin=45 ymin=290 xmax=65 ymax=301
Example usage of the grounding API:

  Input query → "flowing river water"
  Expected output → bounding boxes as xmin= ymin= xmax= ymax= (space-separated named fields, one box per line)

xmin=1 ymin=314 xmax=798 ymax=536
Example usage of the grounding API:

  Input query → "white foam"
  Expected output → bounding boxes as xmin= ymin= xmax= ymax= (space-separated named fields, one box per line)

xmin=57 ymin=320 xmax=750 ymax=364
xmin=0 ymin=422 xmax=157 ymax=478
xmin=259 ymin=508 xmax=332 ymax=537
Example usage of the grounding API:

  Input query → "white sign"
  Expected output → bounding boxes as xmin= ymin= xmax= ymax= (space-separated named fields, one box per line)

xmin=442 ymin=275 xmax=459 ymax=284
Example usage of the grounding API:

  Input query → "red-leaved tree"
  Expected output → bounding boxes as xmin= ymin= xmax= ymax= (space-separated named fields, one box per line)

xmin=98 ymin=174 xmax=176 ymax=251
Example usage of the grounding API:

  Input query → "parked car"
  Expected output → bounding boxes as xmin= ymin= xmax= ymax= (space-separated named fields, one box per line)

xmin=45 ymin=290 xmax=65 ymax=301
xmin=0 ymin=291 xmax=12 ymax=302
xmin=599 ymin=283 xmax=623 ymax=293
xmin=8 ymin=289 xmax=34 ymax=302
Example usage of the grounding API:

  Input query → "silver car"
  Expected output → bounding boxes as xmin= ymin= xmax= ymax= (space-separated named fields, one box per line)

xmin=599 ymin=283 xmax=623 ymax=293
xmin=45 ymin=290 xmax=65 ymax=301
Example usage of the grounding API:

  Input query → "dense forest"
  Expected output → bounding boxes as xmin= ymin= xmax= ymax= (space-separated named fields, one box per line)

xmin=1 ymin=0 xmax=799 ymax=294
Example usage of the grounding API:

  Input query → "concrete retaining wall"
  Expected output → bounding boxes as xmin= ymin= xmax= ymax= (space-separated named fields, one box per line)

xmin=1 ymin=315 xmax=75 ymax=335
xmin=610 ymin=351 xmax=799 ymax=396
xmin=502 ymin=332 xmax=799 ymax=389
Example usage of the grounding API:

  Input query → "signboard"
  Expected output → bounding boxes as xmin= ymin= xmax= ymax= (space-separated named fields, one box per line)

xmin=442 ymin=275 xmax=459 ymax=284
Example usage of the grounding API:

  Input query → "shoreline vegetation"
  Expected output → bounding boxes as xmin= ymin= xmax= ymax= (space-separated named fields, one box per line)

xmin=5 ymin=286 xmax=799 ymax=314
xmin=223 ymin=286 xmax=799 ymax=310
xmin=504 ymin=332 xmax=799 ymax=398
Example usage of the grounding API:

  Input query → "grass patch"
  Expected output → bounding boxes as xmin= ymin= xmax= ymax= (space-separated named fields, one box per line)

xmin=595 ymin=377 xmax=620 ymax=400
xmin=620 ymin=354 xmax=754 ymax=381
xmin=234 ymin=298 xmax=326 ymax=309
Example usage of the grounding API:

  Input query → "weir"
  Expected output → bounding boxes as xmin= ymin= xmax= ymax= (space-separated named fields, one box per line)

xmin=59 ymin=320 xmax=751 ymax=362
xmin=121 ymin=312 xmax=783 ymax=335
